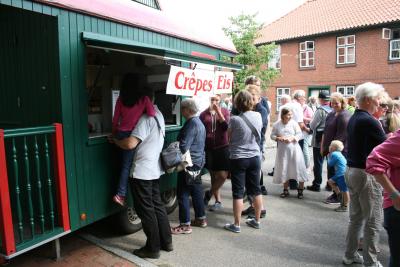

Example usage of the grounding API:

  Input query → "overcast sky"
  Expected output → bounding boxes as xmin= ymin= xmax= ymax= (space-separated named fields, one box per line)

xmin=162 ymin=0 xmax=306 ymax=33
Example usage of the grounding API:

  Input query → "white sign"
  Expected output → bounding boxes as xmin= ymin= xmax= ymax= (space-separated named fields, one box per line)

xmin=166 ymin=66 xmax=233 ymax=97
xmin=111 ymin=90 xmax=120 ymax=118
xmin=214 ymin=71 xmax=234 ymax=94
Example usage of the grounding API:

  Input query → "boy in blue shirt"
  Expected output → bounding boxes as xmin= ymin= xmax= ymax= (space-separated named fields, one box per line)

xmin=325 ymin=140 xmax=349 ymax=212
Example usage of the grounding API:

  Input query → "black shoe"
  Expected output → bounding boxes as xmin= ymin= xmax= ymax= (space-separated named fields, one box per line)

xmin=306 ymin=185 xmax=321 ymax=192
xmin=289 ymin=179 xmax=298 ymax=190
xmin=247 ymin=209 xmax=266 ymax=219
xmin=133 ymin=247 xmax=160 ymax=259
xmin=267 ymin=171 xmax=274 ymax=176
xmin=241 ymin=206 xmax=255 ymax=216
xmin=261 ymin=185 xmax=268 ymax=195
xmin=204 ymin=190 xmax=212 ymax=206
xmin=325 ymin=183 xmax=332 ymax=192
xmin=161 ymin=243 xmax=173 ymax=252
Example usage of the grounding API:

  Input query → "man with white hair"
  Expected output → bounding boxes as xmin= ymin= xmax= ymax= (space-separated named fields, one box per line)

xmin=342 ymin=82 xmax=386 ymax=267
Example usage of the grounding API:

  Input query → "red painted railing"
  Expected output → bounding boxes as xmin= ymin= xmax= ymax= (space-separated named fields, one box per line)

xmin=53 ymin=123 xmax=70 ymax=231
xmin=0 ymin=124 xmax=70 ymax=256
xmin=0 ymin=129 xmax=16 ymax=256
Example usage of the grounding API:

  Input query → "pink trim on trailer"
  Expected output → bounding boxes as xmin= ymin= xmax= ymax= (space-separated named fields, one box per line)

xmin=33 ymin=0 xmax=237 ymax=53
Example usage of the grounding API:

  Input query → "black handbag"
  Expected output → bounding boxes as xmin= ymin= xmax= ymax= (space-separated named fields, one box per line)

xmin=183 ymin=168 xmax=202 ymax=185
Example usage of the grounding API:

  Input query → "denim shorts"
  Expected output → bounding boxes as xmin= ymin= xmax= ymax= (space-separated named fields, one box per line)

xmin=331 ymin=175 xmax=348 ymax=192
xmin=230 ymin=156 xmax=261 ymax=199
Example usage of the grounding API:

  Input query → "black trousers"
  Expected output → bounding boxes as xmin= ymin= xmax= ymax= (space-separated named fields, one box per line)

xmin=129 ymin=178 xmax=172 ymax=253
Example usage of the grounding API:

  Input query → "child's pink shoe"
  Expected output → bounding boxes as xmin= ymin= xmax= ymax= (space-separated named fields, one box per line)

xmin=113 ymin=195 xmax=125 ymax=206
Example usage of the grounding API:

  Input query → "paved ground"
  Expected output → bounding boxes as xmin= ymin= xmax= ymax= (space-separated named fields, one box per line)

xmin=7 ymin=142 xmax=390 ymax=267
xmin=84 ymin=145 xmax=390 ymax=267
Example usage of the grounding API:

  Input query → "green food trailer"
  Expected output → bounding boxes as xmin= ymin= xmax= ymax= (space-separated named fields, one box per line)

xmin=0 ymin=0 xmax=241 ymax=259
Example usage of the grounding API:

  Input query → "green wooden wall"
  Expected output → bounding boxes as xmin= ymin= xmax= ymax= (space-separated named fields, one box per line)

xmin=0 ymin=5 xmax=60 ymax=129
xmin=0 ymin=0 xmax=235 ymax=231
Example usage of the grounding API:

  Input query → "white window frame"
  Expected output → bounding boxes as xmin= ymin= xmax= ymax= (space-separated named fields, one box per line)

xmin=276 ymin=87 xmax=290 ymax=112
xmin=268 ymin=45 xmax=281 ymax=69
xmin=336 ymin=35 xmax=355 ymax=64
xmin=299 ymin=41 xmax=314 ymax=68
xmin=336 ymin=85 xmax=355 ymax=97
xmin=390 ymin=40 xmax=400 ymax=60
xmin=389 ymin=29 xmax=400 ymax=60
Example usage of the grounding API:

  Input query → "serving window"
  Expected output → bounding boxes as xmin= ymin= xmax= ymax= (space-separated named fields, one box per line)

xmin=85 ymin=47 xmax=181 ymax=138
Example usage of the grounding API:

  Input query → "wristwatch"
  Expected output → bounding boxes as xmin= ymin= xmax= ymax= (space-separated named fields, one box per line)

xmin=389 ymin=191 xmax=400 ymax=200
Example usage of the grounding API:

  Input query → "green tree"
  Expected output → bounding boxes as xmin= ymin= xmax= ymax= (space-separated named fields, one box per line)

xmin=223 ymin=13 xmax=279 ymax=93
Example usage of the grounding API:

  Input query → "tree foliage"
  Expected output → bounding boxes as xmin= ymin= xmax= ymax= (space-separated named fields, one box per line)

xmin=223 ymin=13 xmax=279 ymax=93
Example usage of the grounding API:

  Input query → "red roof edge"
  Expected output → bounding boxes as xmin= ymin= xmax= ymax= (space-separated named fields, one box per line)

xmin=32 ymin=0 xmax=237 ymax=54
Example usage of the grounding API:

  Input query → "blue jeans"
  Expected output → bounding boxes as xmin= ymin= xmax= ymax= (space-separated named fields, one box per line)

xmin=384 ymin=206 xmax=400 ymax=267
xmin=177 ymin=170 xmax=205 ymax=224
xmin=116 ymin=131 xmax=136 ymax=197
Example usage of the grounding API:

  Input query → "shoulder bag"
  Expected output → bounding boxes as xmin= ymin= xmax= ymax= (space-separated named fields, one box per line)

xmin=238 ymin=113 xmax=261 ymax=146
xmin=153 ymin=117 xmax=183 ymax=172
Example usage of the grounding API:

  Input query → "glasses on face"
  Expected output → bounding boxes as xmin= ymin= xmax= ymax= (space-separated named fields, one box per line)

xmin=379 ymin=103 xmax=388 ymax=109
xmin=210 ymin=98 xmax=219 ymax=102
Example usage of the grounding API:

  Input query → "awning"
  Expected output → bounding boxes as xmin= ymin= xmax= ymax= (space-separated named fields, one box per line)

xmin=82 ymin=32 xmax=243 ymax=71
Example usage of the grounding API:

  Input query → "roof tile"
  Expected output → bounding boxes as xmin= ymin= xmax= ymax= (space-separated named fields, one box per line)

xmin=256 ymin=0 xmax=400 ymax=44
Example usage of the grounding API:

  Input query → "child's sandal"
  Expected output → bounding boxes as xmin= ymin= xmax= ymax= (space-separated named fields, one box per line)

xmin=280 ymin=189 xmax=289 ymax=198
xmin=297 ymin=189 xmax=304 ymax=199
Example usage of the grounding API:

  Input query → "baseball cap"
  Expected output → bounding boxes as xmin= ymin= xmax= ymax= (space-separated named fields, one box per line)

xmin=318 ymin=91 xmax=330 ymax=100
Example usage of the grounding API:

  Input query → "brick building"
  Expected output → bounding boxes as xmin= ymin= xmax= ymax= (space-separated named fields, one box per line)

xmin=256 ymin=0 xmax=400 ymax=121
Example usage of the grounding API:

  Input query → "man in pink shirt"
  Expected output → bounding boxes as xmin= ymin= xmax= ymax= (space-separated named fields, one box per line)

xmin=366 ymin=130 xmax=400 ymax=267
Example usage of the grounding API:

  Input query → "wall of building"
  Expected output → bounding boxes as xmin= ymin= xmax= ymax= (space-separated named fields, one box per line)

xmin=265 ymin=27 xmax=400 ymax=122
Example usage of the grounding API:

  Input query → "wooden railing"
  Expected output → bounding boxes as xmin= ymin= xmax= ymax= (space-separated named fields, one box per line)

xmin=0 ymin=123 xmax=70 ymax=257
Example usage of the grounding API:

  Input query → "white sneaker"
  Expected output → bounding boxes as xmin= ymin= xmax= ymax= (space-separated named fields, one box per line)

xmin=343 ymin=253 xmax=364 ymax=265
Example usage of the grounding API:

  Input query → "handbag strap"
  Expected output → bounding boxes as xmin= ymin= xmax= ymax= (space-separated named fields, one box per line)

xmin=153 ymin=116 xmax=165 ymax=138
xmin=239 ymin=113 xmax=261 ymax=145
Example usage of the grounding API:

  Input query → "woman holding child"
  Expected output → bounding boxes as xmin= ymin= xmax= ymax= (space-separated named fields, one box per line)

xmin=271 ymin=107 xmax=308 ymax=199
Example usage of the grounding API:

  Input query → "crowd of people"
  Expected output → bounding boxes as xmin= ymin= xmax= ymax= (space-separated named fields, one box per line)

xmin=109 ymin=72 xmax=400 ymax=267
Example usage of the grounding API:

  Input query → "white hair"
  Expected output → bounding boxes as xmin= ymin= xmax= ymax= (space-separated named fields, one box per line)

xmin=292 ymin=90 xmax=306 ymax=100
xmin=355 ymin=82 xmax=385 ymax=106
xmin=281 ymin=94 xmax=291 ymax=104
xmin=181 ymin=98 xmax=199 ymax=114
